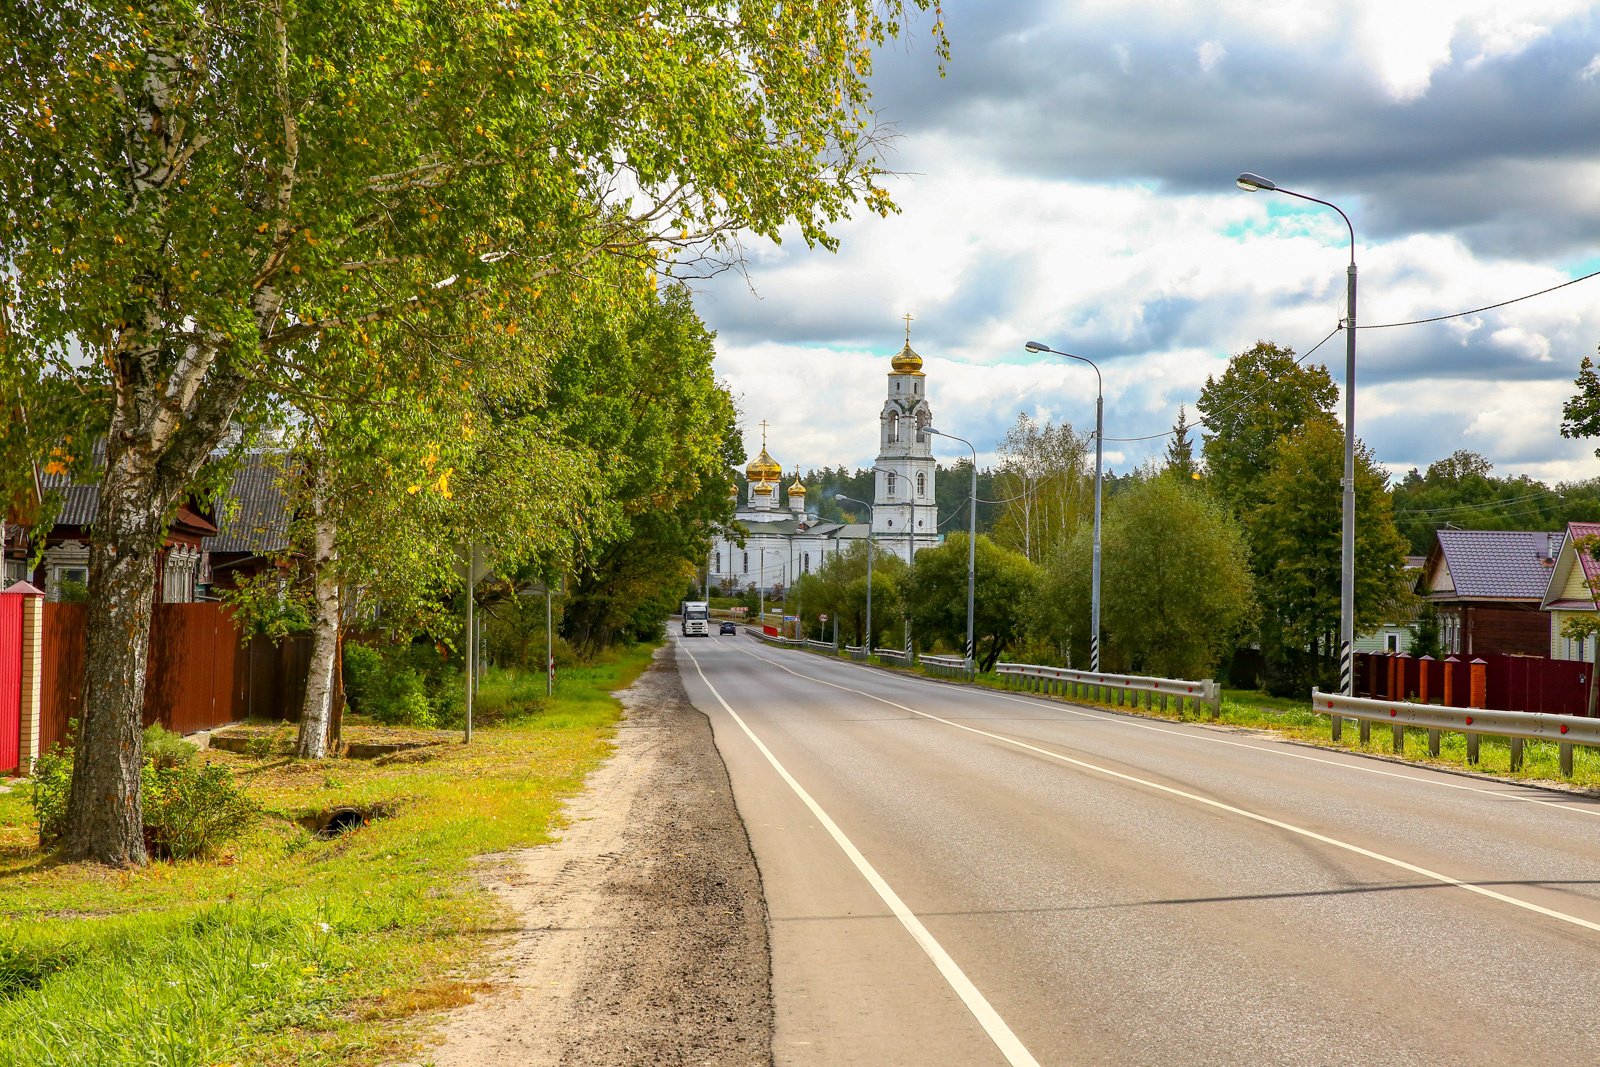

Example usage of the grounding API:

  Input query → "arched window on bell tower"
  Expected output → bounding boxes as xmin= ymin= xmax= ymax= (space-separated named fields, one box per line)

xmin=888 ymin=412 xmax=899 ymax=444
xmin=916 ymin=471 xmax=926 ymax=497
xmin=887 ymin=471 xmax=897 ymax=497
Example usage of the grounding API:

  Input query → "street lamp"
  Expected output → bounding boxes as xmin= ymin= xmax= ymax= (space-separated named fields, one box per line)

xmin=1236 ymin=171 xmax=1358 ymax=697
xmin=926 ymin=428 xmax=977 ymax=674
xmin=837 ymin=493 xmax=875 ymax=650
xmin=1023 ymin=341 xmax=1104 ymax=672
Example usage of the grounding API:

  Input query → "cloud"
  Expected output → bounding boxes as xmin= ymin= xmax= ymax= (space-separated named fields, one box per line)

xmin=692 ymin=1 xmax=1600 ymax=493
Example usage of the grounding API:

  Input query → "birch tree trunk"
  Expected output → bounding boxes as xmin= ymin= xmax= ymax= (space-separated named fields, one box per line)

xmin=297 ymin=461 xmax=340 ymax=759
xmin=63 ymin=442 xmax=167 ymax=866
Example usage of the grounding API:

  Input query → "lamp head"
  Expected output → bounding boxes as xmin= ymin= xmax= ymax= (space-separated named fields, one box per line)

xmin=1024 ymin=341 xmax=1050 ymax=353
xmin=925 ymin=427 xmax=942 ymax=436
xmin=1236 ymin=172 xmax=1276 ymax=192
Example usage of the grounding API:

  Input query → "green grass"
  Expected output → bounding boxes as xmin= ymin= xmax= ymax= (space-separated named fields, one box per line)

xmin=0 ymin=643 xmax=658 ymax=1066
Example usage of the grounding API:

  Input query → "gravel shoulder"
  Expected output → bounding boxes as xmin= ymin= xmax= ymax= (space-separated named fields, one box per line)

xmin=400 ymin=643 xmax=772 ymax=1066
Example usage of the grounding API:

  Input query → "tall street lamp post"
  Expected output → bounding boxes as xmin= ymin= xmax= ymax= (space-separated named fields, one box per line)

xmin=927 ymin=428 xmax=977 ymax=674
xmin=837 ymin=494 xmax=875 ymax=650
xmin=1023 ymin=342 xmax=1104 ymax=672
xmin=1237 ymin=171 xmax=1358 ymax=697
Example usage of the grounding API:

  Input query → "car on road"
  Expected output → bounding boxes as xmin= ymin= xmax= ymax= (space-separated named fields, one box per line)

xmin=719 ymin=621 xmax=738 ymax=635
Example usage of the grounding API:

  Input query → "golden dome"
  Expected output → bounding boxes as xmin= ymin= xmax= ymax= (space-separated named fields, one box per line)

xmin=745 ymin=447 xmax=781 ymax=483
xmin=788 ymin=477 xmax=807 ymax=495
xmin=890 ymin=342 xmax=924 ymax=374
xmin=752 ymin=480 xmax=775 ymax=496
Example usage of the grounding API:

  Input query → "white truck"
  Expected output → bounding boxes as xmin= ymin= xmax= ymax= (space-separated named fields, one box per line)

xmin=680 ymin=600 xmax=710 ymax=637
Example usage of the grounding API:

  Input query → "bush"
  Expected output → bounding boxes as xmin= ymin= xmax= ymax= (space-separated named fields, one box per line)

xmin=342 ymin=641 xmax=462 ymax=729
xmin=142 ymin=762 xmax=257 ymax=860
xmin=28 ymin=739 xmax=255 ymax=860
xmin=29 ymin=748 xmax=72 ymax=849
xmin=142 ymin=724 xmax=197 ymax=770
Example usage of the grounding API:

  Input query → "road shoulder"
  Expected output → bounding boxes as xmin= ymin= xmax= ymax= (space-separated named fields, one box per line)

xmin=400 ymin=643 xmax=772 ymax=1066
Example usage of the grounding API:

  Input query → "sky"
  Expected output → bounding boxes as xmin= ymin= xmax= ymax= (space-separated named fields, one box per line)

xmin=690 ymin=1 xmax=1600 ymax=487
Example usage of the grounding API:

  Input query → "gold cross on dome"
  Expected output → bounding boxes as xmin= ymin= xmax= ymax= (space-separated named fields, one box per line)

xmin=759 ymin=418 xmax=770 ymax=450
xmin=903 ymin=312 xmax=914 ymax=344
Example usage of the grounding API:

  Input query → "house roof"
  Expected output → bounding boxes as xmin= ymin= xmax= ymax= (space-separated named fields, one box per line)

xmin=38 ymin=440 xmax=216 ymax=537
xmin=1539 ymin=521 xmax=1600 ymax=611
xmin=1427 ymin=529 xmax=1562 ymax=601
xmin=204 ymin=453 xmax=293 ymax=555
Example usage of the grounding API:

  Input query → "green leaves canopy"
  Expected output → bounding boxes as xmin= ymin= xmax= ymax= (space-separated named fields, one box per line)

xmin=905 ymin=532 xmax=1037 ymax=671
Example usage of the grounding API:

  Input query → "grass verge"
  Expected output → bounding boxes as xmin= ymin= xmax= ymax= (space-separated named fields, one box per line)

xmin=0 ymin=643 xmax=657 ymax=1066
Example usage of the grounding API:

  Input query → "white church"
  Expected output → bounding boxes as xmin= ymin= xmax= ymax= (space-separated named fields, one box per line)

xmin=708 ymin=332 xmax=941 ymax=595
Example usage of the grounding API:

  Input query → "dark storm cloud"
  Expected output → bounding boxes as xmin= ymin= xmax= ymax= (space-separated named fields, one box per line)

xmin=868 ymin=5 xmax=1600 ymax=258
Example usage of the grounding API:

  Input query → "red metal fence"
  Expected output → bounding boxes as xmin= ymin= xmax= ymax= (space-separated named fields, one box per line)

xmin=1354 ymin=652 xmax=1595 ymax=717
xmin=0 ymin=595 xmax=20 ymax=772
xmin=37 ymin=602 xmax=310 ymax=754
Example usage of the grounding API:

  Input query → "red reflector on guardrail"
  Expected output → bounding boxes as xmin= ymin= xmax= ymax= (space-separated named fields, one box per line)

xmin=1561 ymin=724 xmax=1570 ymax=734
xmin=1465 ymin=716 xmax=1473 ymax=726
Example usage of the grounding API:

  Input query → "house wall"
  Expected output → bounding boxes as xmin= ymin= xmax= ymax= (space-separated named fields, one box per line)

xmin=1550 ymin=608 xmax=1600 ymax=662
xmin=1354 ymin=625 xmax=1415 ymax=655
xmin=1461 ymin=603 xmax=1549 ymax=658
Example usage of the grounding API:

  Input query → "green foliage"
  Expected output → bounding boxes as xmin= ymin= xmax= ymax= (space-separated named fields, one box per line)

xmin=141 ymin=763 xmax=258 ymax=861
xmin=218 ymin=571 xmax=312 ymax=642
xmin=342 ymin=642 xmax=462 ymax=729
xmin=54 ymin=580 xmax=88 ymax=604
xmin=141 ymin=724 xmax=198 ymax=771
xmin=560 ymin=285 xmax=744 ymax=655
xmin=990 ymin=412 xmax=1092 ymax=564
xmin=1035 ymin=474 xmax=1253 ymax=678
xmin=1388 ymin=450 xmax=1600 ymax=556
xmin=29 ymin=749 xmax=73 ymax=850
xmin=1251 ymin=421 xmax=1408 ymax=692
xmin=1411 ymin=602 xmax=1443 ymax=660
xmin=791 ymin=541 xmax=907 ymax=648
xmin=905 ymin=533 xmax=1038 ymax=670
xmin=1164 ymin=406 xmax=1200 ymax=481
xmin=1562 ymin=349 xmax=1600 ymax=458
xmin=32 ymin=743 xmax=253 ymax=859
xmin=1196 ymin=340 xmax=1339 ymax=520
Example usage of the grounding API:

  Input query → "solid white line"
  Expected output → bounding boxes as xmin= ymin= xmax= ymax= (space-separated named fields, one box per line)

xmin=734 ymin=643 xmax=1600 ymax=937
xmin=678 ymin=641 xmax=1041 ymax=1067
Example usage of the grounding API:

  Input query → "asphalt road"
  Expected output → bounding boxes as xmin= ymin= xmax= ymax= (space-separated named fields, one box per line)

xmin=674 ymin=633 xmax=1600 ymax=1067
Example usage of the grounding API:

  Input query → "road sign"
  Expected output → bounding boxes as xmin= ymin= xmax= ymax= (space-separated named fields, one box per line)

xmin=819 ymin=613 xmax=829 ymax=622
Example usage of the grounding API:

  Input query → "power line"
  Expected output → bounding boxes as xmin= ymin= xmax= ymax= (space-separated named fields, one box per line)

xmin=1099 ymin=326 xmax=1341 ymax=444
xmin=1359 ymin=268 xmax=1600 ymax=330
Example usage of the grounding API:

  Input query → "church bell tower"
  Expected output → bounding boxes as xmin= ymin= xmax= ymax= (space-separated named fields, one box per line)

xmin=872 ymin=316 xmax=938 ymax=562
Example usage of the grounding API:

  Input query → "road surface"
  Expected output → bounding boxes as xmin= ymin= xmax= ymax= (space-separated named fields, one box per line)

xmin=675 ymin=633 xmax=1600 ymax=1066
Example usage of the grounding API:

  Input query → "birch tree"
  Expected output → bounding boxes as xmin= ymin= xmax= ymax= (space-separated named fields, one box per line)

xmin=0 ymin=0 xmax=947 ymax=864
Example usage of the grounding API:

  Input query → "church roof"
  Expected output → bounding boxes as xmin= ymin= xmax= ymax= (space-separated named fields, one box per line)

xmin=890 ymin=342 xmax=924 ymax=374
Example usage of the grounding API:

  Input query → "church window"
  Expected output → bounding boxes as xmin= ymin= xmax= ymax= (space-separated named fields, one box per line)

xmin=887 ymin=412 xmax=899 ymax=443
xmin=804 ymin=552 xmax=811 ymax=573
xmin=887 ymin=519 xmax=894 ymax=528
xmin=886 ymin=471 xmax=896 ymax=497
xmin=743 ymin=552 xmax=749 ymax=574
xmin=715 ymin=551 xmax=721 ymax=573
xmin=916 ymin=472 xmax=926 ymax=496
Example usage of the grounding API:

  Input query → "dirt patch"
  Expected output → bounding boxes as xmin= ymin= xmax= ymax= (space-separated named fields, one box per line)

xmin=397 ymin=644 xmax=772 ymax=1066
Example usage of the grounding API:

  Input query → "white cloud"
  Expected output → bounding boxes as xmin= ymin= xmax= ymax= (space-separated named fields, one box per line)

xmin=1197 ymin=40 xmax=1226 ymax=73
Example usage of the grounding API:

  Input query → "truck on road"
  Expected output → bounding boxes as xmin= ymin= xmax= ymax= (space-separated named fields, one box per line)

xmin=680 ymin=600 xmax=710 ymax=637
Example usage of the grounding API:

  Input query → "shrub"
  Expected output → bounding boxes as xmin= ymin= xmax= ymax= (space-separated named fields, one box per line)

xmin=142 ymin=724 xmax=198 ymax=770
xmin=342 ymin=641 xmax=463 ymax=729
xmin=29 ymin=748 xmax=72 ymax=849
xmin=142 ymin=762 xmax=257 ymax=860
xmin=28 ymin=741 xmax=255 ymax=860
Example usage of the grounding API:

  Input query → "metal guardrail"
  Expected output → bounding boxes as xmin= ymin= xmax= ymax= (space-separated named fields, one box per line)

xmin=805 ymin=639 xmax=835 ymax=653
xmin=874 ymin=647 xmax=909 ymax=664
xmin=1313 ymin=689 xmax=1600 ymax=776
xmin=995 ymin=662 xmax=1222 ymax=718
xmin=920 ymin=654 xmax=971 ymax=679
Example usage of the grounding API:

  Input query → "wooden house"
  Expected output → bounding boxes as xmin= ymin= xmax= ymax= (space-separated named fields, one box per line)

xmin=1417 ymin=529 xmax=1560 ymax=658
xmin=1540 ymin=521 xmax=1600 ymax=662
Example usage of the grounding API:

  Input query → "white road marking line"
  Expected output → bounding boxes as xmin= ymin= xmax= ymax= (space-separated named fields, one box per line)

xmin=772 ymin=643 xmax=1600 ymax=819
xmin=679 ymin=641 xmax=1041 ymax=1067
xmin=731 ymin=643 xmax=1600 ymax=937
